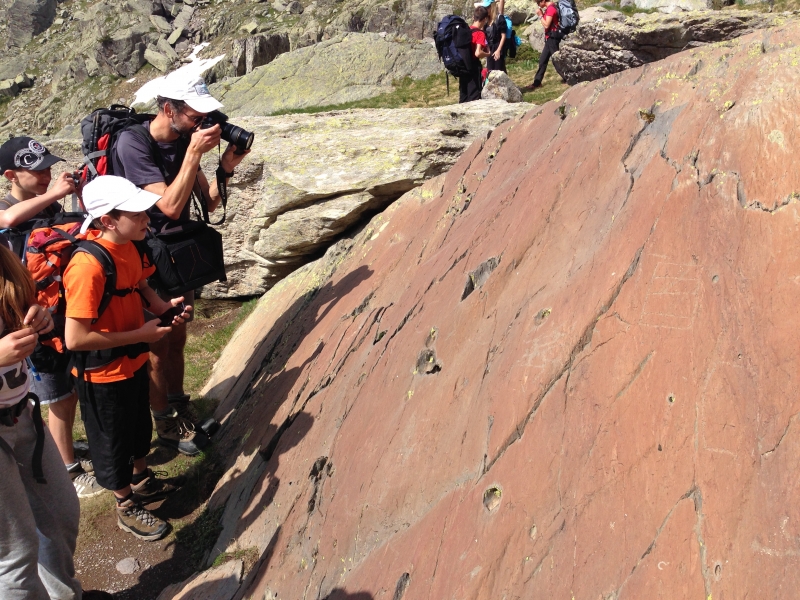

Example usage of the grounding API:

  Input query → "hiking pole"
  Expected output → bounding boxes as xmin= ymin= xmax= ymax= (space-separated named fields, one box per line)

xmin=446 ymin=71 xmax=449 ymax=96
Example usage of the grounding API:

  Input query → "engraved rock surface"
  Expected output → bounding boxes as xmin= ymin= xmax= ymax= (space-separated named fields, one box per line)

xmin=170 ymin=22 xmax=800 ymax=599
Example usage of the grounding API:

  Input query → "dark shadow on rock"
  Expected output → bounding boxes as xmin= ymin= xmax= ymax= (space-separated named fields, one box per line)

xmin=114 ymin=259 xmax=372 ymax=599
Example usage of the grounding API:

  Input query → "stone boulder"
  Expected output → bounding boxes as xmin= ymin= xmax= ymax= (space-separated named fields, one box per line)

xmin=553 ymin=9 xmax=783 ymax=84
xmin=169 ymin=20 xmax=800 ymax=600
xmin=6 ymin=0 xmax=57 ymax=48
xmin=481 ymin=70 xmax=523 ymax=102
xmin=94 ymin=23 xmax=153 ymax=77
xmin=210 ymin=33 xmax=443 ymax=117
xmin=197 ymin=100 xmax=531 ymax=297
xmin=0 ymin=80 xmax=20 ymax=98
xmin=230 ymin=33 xmax=291 ymax=77
xmin=634 ymin=0 xmax=710 ymax=11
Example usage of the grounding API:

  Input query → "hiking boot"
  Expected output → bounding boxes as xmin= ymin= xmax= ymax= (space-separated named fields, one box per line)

xmin=68 ymin=463 xmax=105 ymax=499
xmin=169 ymin=394 xmax=221 ymax=438
xmin=81 ymin=591 xmax=114 ymax=600
xmin=154 ymin=408 xmax=210 ymax=456
xmin=130 ymin=468 xmax=183 ymax=504
xmin=116 ymin=498 xmax=169 ymax=541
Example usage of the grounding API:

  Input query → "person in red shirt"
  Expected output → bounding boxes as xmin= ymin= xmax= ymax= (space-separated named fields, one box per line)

xmin=458 ymin=6 xmax=491 ymax=103
xmin=529 ymin=0 xmax=560 ymax=89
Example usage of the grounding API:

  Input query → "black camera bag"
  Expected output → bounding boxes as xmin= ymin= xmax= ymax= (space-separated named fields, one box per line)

xmin=143 ymin=220 xmax=227 ymax=296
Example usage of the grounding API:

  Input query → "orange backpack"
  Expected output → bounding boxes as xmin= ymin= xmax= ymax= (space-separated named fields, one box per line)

xmin=22 ymin=215 xmax=142 ymax=373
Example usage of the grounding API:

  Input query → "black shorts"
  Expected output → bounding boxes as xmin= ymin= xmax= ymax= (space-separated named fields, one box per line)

xmin=76 ymin=365 xmax=151 ymax=491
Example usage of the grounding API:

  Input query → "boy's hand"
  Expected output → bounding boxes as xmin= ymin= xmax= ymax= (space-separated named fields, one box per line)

xmin=50 ymin=172 xmax=78 ymax=199
xmin=492 ymin=48 xmax=502 ymax=60
xmin=138 ymin=318 xmax=172 ymax=343
xmin=23 ymin=305 xmax=53 ymax=334
xmin=0 ymin=329 xmax=38 ymax=366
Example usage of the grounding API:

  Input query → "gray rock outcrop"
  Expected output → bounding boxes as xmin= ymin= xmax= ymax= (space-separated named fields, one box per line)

xmin=210 ymin=33 xmax=443 ymax=117
xmin=191 ymin=101 xmax=532 ymax=297
xmin=230 ymin=33 xmax=291 ymax=77
xmin=6 ymin=0 xmax=57 ymax=48
xmin=482 ymin=71 xmax=523 ymax=103
xmin=553 ymin=8 xmax=781 ymax=85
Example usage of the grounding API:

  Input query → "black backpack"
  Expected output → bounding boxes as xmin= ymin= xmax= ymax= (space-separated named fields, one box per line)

xmin=434 ymin=15 xmax=474 ymax=77
xmin=79 ymin=105 xmax=158 ymax=182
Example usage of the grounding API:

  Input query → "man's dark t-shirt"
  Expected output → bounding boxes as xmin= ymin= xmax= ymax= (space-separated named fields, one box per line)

xmin=111 ymin=121 xmax=191 ymax=232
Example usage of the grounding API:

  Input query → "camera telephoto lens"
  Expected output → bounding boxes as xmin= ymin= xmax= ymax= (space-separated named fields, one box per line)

xmin=221 ymin=122 xmax=255 ymax=151
xmin=201 ymin=111 xmax=255 ymax=152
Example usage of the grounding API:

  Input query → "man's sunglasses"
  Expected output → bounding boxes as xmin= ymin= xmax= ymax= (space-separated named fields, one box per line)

xmin=179 ymin=109 xmax=205 ymax=126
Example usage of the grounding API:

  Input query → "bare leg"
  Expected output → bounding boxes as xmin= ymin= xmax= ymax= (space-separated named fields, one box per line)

xmin=44 ymin=393 xmax=77 ymax=465
xmin=149 ymin=322 xmax=188 ymax=413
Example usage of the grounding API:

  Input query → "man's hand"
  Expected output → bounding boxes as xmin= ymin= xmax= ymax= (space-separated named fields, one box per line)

xmin=536 ymin=7 xmax=543 ymax=16
xmin=49 ymin=172 xmax=78 ymax=200
xmin=137 ymin=318 xmax=173 ymax=344
xmin=492 ymin=48 xmax=502 ymax=60
xmin=220 ymin=143 xmax=251 ymax=174
xmin=188 ymin=124 xmax=223 ymax=155
xmin=23 ymin=305 xmax=54 ymax=335
xmin=0 ymin=329 xmax=37 ymax=367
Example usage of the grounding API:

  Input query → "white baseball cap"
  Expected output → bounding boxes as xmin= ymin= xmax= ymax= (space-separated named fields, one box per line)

xmin=80 ymin=176 xmax=162 ymax=233
xmin=159 ymin=73 xmax=223 ymax=114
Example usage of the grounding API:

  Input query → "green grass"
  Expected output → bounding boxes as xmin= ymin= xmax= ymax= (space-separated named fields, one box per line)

xmin=184 ymin=298 xmax=258 ymax=398
xmin=270 ymin=43 xmax=568 ymax=116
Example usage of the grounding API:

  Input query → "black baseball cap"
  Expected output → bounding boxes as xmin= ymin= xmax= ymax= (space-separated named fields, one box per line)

xmin=0 ymin=137 xmax=64 ymax=172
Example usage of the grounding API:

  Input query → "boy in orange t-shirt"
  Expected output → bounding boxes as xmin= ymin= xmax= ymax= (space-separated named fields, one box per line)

xmin=63 ymin=176 xmax=191 ymax=541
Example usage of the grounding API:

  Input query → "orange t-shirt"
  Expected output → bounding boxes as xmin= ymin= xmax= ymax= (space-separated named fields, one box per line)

xmin=63 ymin=232 xmax=155 ymax=383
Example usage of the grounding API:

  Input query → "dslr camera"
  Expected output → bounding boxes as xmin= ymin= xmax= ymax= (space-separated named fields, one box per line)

xmin=201 ymin=111 xmax=255 ymax=154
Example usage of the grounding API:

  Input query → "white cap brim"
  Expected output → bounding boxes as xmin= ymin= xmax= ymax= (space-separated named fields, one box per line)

xmin=80 ymin=187 xmax=161 ymax=234
xmin=185 ymin=95 xmax=224 ymax=113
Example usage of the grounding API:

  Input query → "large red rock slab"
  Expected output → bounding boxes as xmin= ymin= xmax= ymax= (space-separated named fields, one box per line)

xmin=190 ymin=23 xmax=800 ymax=600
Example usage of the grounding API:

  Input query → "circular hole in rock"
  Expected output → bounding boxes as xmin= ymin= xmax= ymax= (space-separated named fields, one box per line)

xmin=483 ymin=486 xmax=502 ymax=512
xmin=667 ymin=393 xmax=676 ymax=404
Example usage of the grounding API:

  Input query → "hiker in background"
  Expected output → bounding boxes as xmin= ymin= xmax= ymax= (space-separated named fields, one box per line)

xmin=528 ymin=0 xmax=560 ymax=89
xmin=111 ymin=76 xmax=249 ymax=456
xmin=63 ymin=176 xmax=190 ymax=541
xmin=480 ymin=0 xmax=508 ymax=73
xmin=0 ymin=137 xmax=103 ymax=499
xmin=0 ymin=242 xmax=112 ymax=600
xmin=461 ymin=6 xmax=491 ymax=103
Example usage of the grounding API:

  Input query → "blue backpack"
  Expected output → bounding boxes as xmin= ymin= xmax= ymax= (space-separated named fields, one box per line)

xmin=504 ymin=16 xmax=518 ymax=58
xmin=434 ymin=15 xmax=473 ymax=77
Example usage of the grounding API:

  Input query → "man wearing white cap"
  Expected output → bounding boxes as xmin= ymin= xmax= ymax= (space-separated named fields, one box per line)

xmin=110 ymin=75 xmax=249 ymax=456
xmin=64 ymin=176 xmax=191 ymax=541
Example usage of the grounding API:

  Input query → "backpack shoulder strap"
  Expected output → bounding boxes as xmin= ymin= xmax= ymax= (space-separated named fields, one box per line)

xmin=73 ymin=240 xmax=124 ymax=324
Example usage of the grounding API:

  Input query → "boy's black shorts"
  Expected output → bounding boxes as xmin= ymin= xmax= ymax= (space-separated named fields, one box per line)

xmin=76 ymin=365 xmax=151 ymax=491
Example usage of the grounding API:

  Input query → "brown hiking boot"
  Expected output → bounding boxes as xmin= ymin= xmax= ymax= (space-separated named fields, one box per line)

xmin=153 ymin=408 xmax=209 ymax=456
xmin=116 ymin=498 xmax=169 ymax=541
xmin=169 ymin=394 xmax=221 ymax=438
xmin=130 ymin=468 xmax=183 ymax=504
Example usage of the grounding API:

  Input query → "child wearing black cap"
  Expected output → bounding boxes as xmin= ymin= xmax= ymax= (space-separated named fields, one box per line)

xmin=0 ymin=136 xmax=103 ymax=499
xmin=0 ymin=136 xmax=79 ymax=229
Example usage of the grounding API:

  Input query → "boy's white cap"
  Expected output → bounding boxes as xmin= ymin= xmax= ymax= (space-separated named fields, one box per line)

xmin=80 ymin=176 xmax=161 ymax=233
xmin=160 ymin=74 xmax=223 ymax=114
